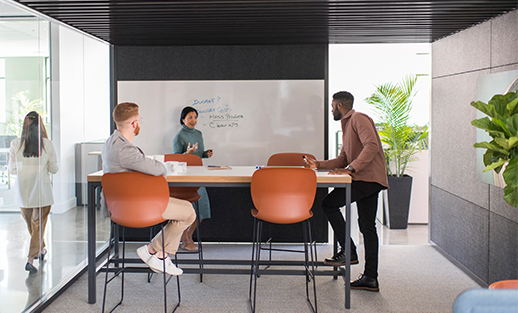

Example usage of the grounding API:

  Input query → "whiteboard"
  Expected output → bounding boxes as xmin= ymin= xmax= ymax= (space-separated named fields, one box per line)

xmin=117 ymin=80 xmax=325 ymax=166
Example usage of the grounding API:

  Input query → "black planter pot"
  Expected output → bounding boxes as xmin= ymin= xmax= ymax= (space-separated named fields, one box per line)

xmin=386 ymin=175 xmax=413 ymax=229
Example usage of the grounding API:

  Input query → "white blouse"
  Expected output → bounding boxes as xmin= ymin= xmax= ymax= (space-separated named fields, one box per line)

xmin=8 ymin=138 xmax=58 ymax=208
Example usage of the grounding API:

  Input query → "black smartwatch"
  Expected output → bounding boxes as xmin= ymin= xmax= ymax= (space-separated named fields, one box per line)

xmin=345 ymin=165 xmax=355 ymax=173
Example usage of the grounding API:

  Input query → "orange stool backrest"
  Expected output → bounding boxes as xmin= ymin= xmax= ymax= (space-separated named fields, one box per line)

xmin=102 ymin=172 xmax=169 ymax=228
xmin=251 ymin=167 xmax=317 ymax=224
xmin=267 ymin=152 xmax=317 ymax=167
xmin=489 ymin=280 xmax=518 ymax=289
xmin=164 ymin=154 xmax=202 ymax=203
xmin=165 ymin=154 xmax=203 ymax=166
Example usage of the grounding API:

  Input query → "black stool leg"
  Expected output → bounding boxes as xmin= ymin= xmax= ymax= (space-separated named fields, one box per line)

xmin=160 ymin=225 xmax=168 ymax=313
xmin=102 ymin=222 xmax=125 ymax=313
xmin=114 ymin=225 xmax=120 ymax=267
xmin=249 ymin=217 xmax=257 ymax=300
xmin=159 ymin=223 xmax=181 ymax=313
xmin=174 ymin=254 xmax=182 ymax=307
xmin=249 ymin=219 xmax=263 ymax=313
xmin=193 ymin=201 xmax=204 ymax=282
xmin=120 ymin=227 xmax=126 ymax=305
xmin=304 ymin=220 xmax=318 ymax=313
xmin=102 ymin=222 xmax=114 ymax=313
xmin=148 ymin=226 xmax=154 ymax=283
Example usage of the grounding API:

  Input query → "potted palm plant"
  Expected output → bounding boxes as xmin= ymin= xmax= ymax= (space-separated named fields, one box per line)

xmin=365 ymin=75 xmax=429 ymax=229
xmin=471 ymin=90 xmax=518 ymax=207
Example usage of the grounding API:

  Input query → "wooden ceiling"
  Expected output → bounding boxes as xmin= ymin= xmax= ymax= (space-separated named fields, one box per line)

xmin=11 ymin=0 xmax=518 ymax=46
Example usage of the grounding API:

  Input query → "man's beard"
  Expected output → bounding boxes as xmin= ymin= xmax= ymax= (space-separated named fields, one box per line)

xmin=333 ymin=111 xmax=343 ymax=121
xmin=134 ymin=124 xmax=140 ymax=136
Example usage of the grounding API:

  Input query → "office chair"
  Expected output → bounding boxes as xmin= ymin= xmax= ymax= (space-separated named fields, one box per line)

xmin=249 ymin=167 xmax=318 ymax=313
xmin=101 ymin=172 xmax=181 ymax=313
xmin=164 ymin=153 xmax=204 ymax=282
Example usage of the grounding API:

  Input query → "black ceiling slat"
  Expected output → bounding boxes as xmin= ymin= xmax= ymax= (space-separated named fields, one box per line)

xmin=23 ymin=6 xmax=516 ymax=13
xmin=10 ymin=0 xmax=518 ymax=45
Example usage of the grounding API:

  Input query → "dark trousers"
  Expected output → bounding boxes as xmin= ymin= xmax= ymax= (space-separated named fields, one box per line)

xmin=321 ymin=181 xmax=383 ymax=278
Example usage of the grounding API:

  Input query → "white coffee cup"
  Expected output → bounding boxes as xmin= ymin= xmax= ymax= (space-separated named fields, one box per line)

xmin=165 ymin=161 xmax=179 ymax=174
xmin=177 ymin=162 xmax=187 ymax=172
xmin=154 ymin=155 xmax=165 ymax=163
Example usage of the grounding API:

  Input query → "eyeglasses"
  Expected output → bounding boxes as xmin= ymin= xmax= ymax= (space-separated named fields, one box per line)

xmin=132 ymin=117 xmax=143 ymax=125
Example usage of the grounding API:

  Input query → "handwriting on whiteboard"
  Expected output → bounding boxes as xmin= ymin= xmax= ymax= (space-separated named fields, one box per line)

xmin=190 ymin=96 xmax=220 ymax=106
xmin=192 ymin=96 xmax=245 ymax=129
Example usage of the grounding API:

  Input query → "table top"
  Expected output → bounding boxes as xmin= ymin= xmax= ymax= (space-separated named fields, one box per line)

xmin=87 ymin=166 xmax=351 ymax=185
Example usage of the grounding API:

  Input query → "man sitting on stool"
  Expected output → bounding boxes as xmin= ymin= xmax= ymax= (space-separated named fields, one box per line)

xmin=101 ymin=102 xmax=196 ymax=275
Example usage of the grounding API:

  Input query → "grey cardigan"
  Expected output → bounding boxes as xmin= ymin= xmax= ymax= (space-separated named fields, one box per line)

xmin=100 ymin=130 xmax=167 ymax=217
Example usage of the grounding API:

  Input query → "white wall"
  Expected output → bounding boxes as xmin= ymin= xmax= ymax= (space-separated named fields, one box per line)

xmin=329 ymin=44 xmax=431 ymax=223
xmin=407 ymin=150 xmax=429 ymax=223
xmin=51 ymin=25 xmax=109 ymax=214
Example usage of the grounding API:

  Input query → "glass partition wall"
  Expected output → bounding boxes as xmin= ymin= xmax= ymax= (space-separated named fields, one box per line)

xmin=0 ymin=1 xmax=111 ymax=312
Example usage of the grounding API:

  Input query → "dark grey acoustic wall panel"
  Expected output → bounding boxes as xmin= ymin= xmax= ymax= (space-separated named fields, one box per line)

xmin=431 ymin=9 xmax=518 ymax=285
xmin=490 ymin=185 xmax=518 ymax=224
xmin=489 ymin=212 xmax=518 ymax=283
xmin=116 ymin=45 xmax=327 ymax=80
xmin=430 ymin=186 xmax=489 ymax=283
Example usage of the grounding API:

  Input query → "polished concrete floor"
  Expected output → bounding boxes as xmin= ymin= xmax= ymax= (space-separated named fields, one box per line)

xmin=0 ymin=200 xmax=429 ymax=313
xmin=0 ymin=206 xmax=111 ymax=313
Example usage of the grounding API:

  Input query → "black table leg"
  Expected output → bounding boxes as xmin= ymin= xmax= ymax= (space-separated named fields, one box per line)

xmin=345 ymin=183 xmax=351 ymax=309
xmin=88 ymin=182 xmax=99 ymax=304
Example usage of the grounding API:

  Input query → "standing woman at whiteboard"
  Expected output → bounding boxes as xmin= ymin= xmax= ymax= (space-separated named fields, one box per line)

xmin=173 ymin=106 xmax=213 ymax=251
xmin=9 ymin=111 xmax=58 ymax=273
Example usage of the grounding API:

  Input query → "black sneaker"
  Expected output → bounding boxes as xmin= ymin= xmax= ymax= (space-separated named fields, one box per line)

xmin=323 ymin=250 xmax=359 ymax=266
xmin=350 ymin=274 xmax=379 ymax=292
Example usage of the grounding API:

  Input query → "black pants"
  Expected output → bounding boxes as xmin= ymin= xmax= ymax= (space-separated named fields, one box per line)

xmin=322 ymin=181 xmax=383 ymax=278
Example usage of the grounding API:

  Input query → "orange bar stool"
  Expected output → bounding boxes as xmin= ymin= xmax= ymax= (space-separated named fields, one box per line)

xmin=489 ymin=280 xmax=518 ymax=289
xmin=263 ymin=152 xmax=319 ymax=267
xmin=267 ymin=152 xmax=316 ymax=167
xmin=101 ymin=172 xmax=180 ymax=313
xmin=249 ymin=167 xmax=318 ymax=313
xmin=164 ymin=153 xmax=204 ymax=282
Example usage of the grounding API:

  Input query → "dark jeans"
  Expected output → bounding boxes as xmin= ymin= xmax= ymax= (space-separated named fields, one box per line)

xmin=322 ymin=181 xmax=383 ymax=278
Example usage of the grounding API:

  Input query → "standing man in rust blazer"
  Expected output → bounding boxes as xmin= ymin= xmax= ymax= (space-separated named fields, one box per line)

xmin=304 ymin=91 xmax=388 ymax=291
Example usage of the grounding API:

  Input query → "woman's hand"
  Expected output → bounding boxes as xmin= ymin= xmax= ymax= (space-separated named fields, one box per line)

xmin=186 ymin=142 xmax=198 ymax=154
xmin=206 ymin=149 xmax=213 ymax=158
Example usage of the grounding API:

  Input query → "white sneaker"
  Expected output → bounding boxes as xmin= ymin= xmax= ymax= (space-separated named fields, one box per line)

xmin=136 ymin=245 xmax=153 ymax=263
xmin=147 ymin=255 xmax=183 ymax=276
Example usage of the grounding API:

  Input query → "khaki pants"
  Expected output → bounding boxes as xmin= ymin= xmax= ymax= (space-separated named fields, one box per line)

xmin=20 ymin=206 xmax=51 ymax=259
xmin=150 ymin=197 xmax=196 ymax=255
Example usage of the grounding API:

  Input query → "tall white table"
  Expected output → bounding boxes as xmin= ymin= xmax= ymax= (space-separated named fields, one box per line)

xmin=87 ymin=166 xmax=352 ymax=309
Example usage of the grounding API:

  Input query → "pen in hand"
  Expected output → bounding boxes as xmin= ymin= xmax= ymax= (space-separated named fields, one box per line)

xmin=303 ymin=155 xmax=318 ymax=169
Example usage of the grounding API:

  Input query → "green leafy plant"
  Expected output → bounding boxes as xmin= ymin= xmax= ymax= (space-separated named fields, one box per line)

xmin=5 ymin=91 xmax=46 ymax=137
xmin=365 ymin=75 xmax=429 ymax=177
xmin=471 ymin=91 xmax=518 ymax=207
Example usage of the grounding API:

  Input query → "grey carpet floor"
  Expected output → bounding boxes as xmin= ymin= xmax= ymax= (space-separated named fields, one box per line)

xmin=43 ymin=243 xmax=481 ymax=312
